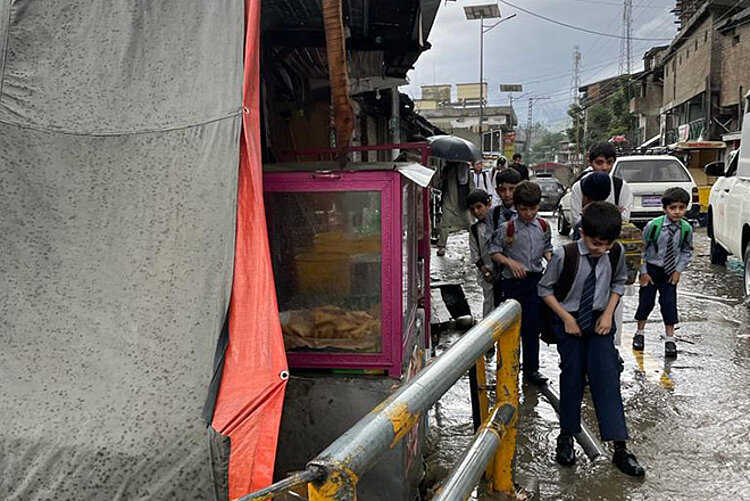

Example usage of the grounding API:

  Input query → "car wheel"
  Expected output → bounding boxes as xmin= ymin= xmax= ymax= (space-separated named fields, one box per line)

xmin=744 ymin=247 xmax=750 ymax=298
xmin=557 ymin=211 xmax=571 ymax=236
xmin=708 ymin=215 xmax=728 ymax=266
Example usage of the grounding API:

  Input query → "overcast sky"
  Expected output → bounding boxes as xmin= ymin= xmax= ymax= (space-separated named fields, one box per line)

xmin=401 ymin=0 xmax=678 ymax=131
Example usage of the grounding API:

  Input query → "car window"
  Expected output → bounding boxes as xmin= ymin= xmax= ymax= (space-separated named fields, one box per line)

xmin=537 ymin=180 xmax=563 ymax=194
xmin=614 ymin=160 xmax=690 ymax=183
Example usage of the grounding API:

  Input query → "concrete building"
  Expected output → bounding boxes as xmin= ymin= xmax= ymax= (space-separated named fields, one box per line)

xmin=630 ymin=47 xmax=669 ymax=147
xmin=415 ymin=84 xmax=518 ymax=155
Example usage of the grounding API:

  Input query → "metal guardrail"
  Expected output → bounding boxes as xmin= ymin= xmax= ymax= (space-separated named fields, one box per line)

xmin=240 ymin=300 xmax=522 ymax=501
xmin=433 ymin=404 xmax=516 ymax=501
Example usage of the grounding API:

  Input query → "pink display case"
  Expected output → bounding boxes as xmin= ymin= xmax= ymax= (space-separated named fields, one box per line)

xmin=263 ymin=163 xmax=431 ymax=378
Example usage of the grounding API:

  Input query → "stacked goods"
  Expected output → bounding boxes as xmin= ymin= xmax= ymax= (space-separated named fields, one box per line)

xmin=618 ymin=221 xmax=644 ymax=285
xmin=281 ymin=305 xmax=381 ymax=352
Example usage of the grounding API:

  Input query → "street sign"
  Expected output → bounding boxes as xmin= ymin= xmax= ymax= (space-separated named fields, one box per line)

xmin=500 ymin=84 xmax=523 ymax=93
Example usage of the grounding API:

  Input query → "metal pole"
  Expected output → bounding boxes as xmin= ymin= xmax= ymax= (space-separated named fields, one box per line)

xmin=491 ymin=314 xmax=520 ymax=493
xmin=433 ymin=404 xmax=516 ymax=501
xmin=479 ymin=15 xmax=484 ymax=153
xmin=536 ymin=382 xmax=605 ymax=460
xmin=307 ymin=301 xmax=522 ymax=492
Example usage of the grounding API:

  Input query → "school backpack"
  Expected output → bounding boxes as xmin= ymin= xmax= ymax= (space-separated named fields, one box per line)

xmin=644 ymin=215 xmax=692 ymax=252
xmin=540 ymin=242 xmax=623 ymax=344
xmin=503 ymin=217 xmax=550 ymax=247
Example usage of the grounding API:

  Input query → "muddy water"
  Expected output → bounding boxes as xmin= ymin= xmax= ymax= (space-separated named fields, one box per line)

xmin=427 ymin=220 xmax=750 ymax=499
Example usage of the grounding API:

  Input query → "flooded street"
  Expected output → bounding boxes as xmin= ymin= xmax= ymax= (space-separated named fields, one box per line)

xmin=427 ymin=217 xmax=750 ymax=500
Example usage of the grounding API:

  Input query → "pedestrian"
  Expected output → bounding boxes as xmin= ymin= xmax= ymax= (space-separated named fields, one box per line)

xmin=470 ymin=161 xmax=494 ymax=196
xmin=484 ymin=168 xmax=522 ymax=306
xmin=489 ymin=181 xmax=552 ymax=384
xmin=570 ymin=142 xmax=633 ymax=225
xmin=508 ymin=153 xmax=529 ymax=181
xmin=538 ymin=201 xmax=645 ymax=477
xmin=467 ymin=189 xmax=495 ymax=317
xmin=633 ymin=187 xmax=693 ymax=359
xmin=490 ymin=156 xmax=508 ymax=207
xmin=435 ymin=161 xmax=473 ymax=256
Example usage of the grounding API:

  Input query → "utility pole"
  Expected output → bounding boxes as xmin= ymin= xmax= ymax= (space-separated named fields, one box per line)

xmin=570 ymin=46 xmax=582 ymax=164
xmin=525 ymin=96 xmax=550 ymax=156
xmin=618 ymin=0 xmax=632 ymax=75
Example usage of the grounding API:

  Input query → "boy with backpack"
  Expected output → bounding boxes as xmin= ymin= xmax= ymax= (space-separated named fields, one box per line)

xmin=633 ymin=187 xmax=693 ymax=359
xmin=485 ymin=168 xmax=522 ymax=307
xmin=538 ymin=202 xmax=645 ymax=477
xmin=467 ymin=189 xmax=495 ymax=316
xmin=489 ymin=181 xmax=552 ymax=384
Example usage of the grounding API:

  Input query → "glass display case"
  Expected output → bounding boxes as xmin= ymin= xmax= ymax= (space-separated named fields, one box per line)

xmin=264 ymin=164 xmax=431 ymax=377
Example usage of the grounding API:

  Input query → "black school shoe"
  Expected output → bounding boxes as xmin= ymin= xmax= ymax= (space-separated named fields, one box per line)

xmin=556 ymin=434 xmax=576 ymax=466
xmin=632 ymin=333 xmax=645 ymax=351
xmin=665 ymin=341 xmax=677 ymax=359
xmin=523 ymin=371 xmax=548 ymax=385
xmin=612 ymin=448 xmax=645 ymax=477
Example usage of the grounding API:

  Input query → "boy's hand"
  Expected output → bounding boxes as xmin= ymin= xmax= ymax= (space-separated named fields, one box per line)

xmin=595 ymin=312 xmax=614 ymax=335
xmin=669 ymin=271 xmax=681 ymax=285
xmin=507 ymin=259 xmax=527 ymax=279
xmin=563 ymin=315 xmax=582 ymax=337
xmin=639 ymin=273 xmax=653 ymax=287
xmin=481 ymin=267 xmax=494 ymax=282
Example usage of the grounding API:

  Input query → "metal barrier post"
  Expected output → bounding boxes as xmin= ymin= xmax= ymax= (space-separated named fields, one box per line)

xmin=433 ymin=403 xmax=515 ymax=501
xmin=490 ymin=316 xmax=521 ymax=494
xmin=468 ymin=355 xmax=490 ymax=432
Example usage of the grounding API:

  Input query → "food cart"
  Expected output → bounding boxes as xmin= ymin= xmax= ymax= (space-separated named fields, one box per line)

xmin=264 ymin=159 xmax=434 ymax=500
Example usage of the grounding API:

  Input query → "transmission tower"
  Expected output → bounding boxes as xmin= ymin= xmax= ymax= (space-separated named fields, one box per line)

xmin=619 ymin=0 xmax=633 ymax=75
xmin=525 ymin=96 xmax=550 ymax=156
xmin=570 ymin=46 xmax=582 ymax=106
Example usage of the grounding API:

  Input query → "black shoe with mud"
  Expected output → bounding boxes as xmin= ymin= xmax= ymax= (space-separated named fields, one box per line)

xmin=523 ymin=371 xmax=548 ymax=385
xmin=555 ymin=434 xmax=576 ymax=466
xmin=612 ymin=448 xmax=645 ymax=477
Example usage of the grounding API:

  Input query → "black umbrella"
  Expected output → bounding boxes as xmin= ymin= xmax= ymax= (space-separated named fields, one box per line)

xmin=427 ymin=135 xmax=482 ymax=163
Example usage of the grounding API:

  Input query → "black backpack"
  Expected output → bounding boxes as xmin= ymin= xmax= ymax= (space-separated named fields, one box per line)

xmin=540 ymin=242 xmax=622 ymax=344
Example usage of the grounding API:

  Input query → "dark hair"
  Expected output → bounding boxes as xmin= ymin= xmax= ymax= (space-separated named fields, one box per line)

xmin=512 ymin=153 xmax=522 ymax=161
xmin=581 ymin=201 xmax=622 ymax=241
xmin=513 ymin=181 xmax=541 ymax=207
xmin=580 ymin=172 xmax=611 ymax=201
xmin=662 ymin=187 xmax=690 ymax=207
xmin=466 ymin=189 xmax=491 ymax=206
xmin=496 ymin=168 xmax=522 ymax=187
xmin=588 ymin=142 xmax=617 ymax=163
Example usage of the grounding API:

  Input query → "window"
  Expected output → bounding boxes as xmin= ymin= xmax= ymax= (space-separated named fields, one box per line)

xmin=695 ymin=40 xmax=698 ymax=50
xmin=665 ymin=66 xmax=669 ymax=77
xmin=679 ymin=55 xmax=682 ymax=65
xmin=705 ymin=31 xmax=708 ymax=42
xmin=687 ymin=48 xmax=690 ymax=58
xmin=733 ymin=34 xmax=741 ymax=46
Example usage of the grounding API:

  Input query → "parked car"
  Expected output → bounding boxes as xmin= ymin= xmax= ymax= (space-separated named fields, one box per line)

xmin=533 ymin=173 xmax=565 ymax=212
xmin=706 ymin=93 xmax=750 ymax=296
xmin=611 ymin=155 xmax=699 ymax=226
xmin=556 ymin=167 xmax=591 ymax=235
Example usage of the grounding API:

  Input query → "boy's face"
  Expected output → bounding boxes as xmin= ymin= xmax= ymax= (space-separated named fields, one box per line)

xmin=469 ymin=201 xmax=491 ymax=222
xmin=496 ymin=183 xmax=516 ymax=207
xmin=472 ymin=162 xmax=483 ymax=173
xmin=664 ymin=201 xmax=687 ymax=222
xmin=580 ymin=229 xmax=616 ymax=257
xmin=590 ymin=155 xmax=615 ymax=173
xmin=516 ymin=204 xmax=539 ymax=223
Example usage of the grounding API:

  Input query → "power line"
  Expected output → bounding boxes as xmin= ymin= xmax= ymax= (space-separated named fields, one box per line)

xmin=495 ymin=0 xmax=673 ymax=41
xmin=566 ymin=0 xmax=670 ymax=9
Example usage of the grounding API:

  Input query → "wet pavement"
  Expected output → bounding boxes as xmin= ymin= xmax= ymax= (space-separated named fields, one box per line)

xmin=426 ymin=216 xmax=750 ymax=500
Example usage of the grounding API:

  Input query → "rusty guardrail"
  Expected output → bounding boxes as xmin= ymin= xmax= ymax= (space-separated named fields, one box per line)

xmin=240 ymin=300 xmax=522 ymax=500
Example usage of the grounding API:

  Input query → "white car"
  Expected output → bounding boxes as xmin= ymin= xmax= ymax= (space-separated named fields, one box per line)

xmin=611 ymin=155 xmax=699 ymax=226
xmin=706 ymin=91 xmax=750 ymax=295
xmin=556 ymin=157 xmax=699 ymax=233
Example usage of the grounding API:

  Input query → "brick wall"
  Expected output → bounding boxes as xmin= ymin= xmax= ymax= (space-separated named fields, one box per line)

xmin=663 ymin=16 xmax=714 ymax=107
xmin=719 ymin=22 xmax=750 ymax=108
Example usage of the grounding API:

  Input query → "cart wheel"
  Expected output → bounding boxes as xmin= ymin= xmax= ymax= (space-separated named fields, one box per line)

xmin=557 ymin=211 xmax=571 ymax=236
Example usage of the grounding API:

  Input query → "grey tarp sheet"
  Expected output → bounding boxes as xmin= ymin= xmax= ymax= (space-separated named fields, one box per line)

xmin=0 ymin=1 xmax=243 ymax=499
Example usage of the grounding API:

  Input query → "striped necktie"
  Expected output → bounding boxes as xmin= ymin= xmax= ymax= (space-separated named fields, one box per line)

xmin=578 ymin=255 xmax=599 ymax=335
xmin=664 ymin=225 xmax=678 ymax=275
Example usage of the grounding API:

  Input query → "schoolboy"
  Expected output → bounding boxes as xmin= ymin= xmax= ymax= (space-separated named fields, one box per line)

xmin=467 ymin=189 xmax=495 ymax=316
xmin=633 ymin=187 xmax=693 ymax=358
xmin=538 ymin=202 xmax=644 ymax=477
xmin=485 ymin=168 xmax=522 ymax=306
xmin=571 ymin=171 xmax=612 ymax=240
xmin=489 ymin=181 xmax=552 ymax=384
